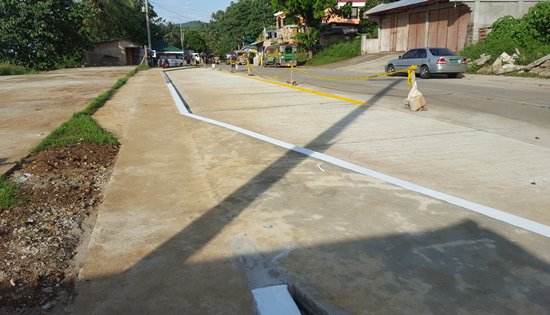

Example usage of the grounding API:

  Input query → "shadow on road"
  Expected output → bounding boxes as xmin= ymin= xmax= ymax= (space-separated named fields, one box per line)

xmin=66 ymin=74 xmax=550 ymax=314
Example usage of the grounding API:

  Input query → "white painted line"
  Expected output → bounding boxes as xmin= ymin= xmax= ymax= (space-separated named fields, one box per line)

xmin=163 ymin=72 xmax=550 ymax=238
xmin=252 ymin=285 xmax=301 ymax=315
xmin=167 ymin=83 xmax=188 ymax=115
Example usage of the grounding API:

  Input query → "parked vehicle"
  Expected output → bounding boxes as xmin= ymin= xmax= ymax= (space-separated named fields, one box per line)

xmin=166 ymin=57 xmax=183 ymax=67
xmin=385 ymin=48 xmax=467 ymax=79
xmin=263 ymin=43 xmax=297 ymax=67
xmin=264 ymin=45 xmax=279 ymax=66
xmin=158 ymin=53 xmax=183 ymax=67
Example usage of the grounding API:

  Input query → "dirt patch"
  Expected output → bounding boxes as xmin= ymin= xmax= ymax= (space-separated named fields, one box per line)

xmin=0 ymin=143 xmax=118 ymax=313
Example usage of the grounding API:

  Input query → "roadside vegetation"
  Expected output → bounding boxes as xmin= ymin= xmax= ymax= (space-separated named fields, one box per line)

xmin=461 ymin=1 xmax=550 ymax=72
xmin=0 ymin=0 xmax=161 ymax=71
xmin=0 ymin=0 xmax=380 ymax=71
xmin=1 ymin=64 xmax=147 ymax=211
xmin=0 ymin=63 xmax=34 ymax=75
xmin=0 ymin=177 xmax=18 ymax=209
xmin=32 ymin=64 xmax=148 ymax=153
xmin=300 ymin=37 xmax=361 ymax=66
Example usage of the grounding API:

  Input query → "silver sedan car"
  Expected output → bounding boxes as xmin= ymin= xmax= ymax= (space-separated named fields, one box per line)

xmin=385 ymin=48 xmax=467 ymax=79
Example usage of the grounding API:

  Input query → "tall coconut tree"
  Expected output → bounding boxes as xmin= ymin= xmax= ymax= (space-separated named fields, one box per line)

xmin=162 ymin=22 xmax=181 ymax=47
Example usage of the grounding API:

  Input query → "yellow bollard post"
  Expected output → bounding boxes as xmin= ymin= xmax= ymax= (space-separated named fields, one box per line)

xmin=247 ymin=60 xmax=253 ymax=76
xmin=287 ymin=64 xmax=297 ymax=86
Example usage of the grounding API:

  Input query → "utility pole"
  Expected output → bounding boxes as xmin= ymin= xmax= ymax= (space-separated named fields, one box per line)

xmin=144 ymin=0 xmax=152 ymax=50
xmin=180 ymin=24 xmax=184 ymax=54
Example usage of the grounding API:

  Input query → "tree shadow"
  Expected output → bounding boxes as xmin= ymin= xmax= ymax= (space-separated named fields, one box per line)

xmin=73 ymin=219 xmax=550 ymax=314
xmin=69 ymin=80 xmax=400 ymax=312
xmin=283 ymin=219 xmax=550 ymax=314
xmin=0 ymin=158 xmax=10 ymax=167
xmin=0 ymin=157 xmax=16 ymax=176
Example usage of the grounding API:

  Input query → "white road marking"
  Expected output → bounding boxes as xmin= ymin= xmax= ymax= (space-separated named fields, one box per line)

xmin=252 ymin=285 xmax=301 ymax=315
xmin=163 ymin=72 xmax=550 ymax=238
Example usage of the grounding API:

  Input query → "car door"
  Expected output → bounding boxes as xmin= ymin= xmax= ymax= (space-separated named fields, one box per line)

xmin=395 ymin=49 xmax=417 ymax=70
xmin=406 ymin=49 xmax=428 ymax=72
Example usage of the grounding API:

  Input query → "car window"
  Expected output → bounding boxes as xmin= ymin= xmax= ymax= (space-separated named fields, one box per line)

xmin=417 ymin=49 xmax=427 ymax=58
xmin=285 ymin=46 xmax=292 ymax=54
xmin=402 ymin=50 xmax=416 ymax=59
xmin=429 ymin=48 xmax=455 ymax=56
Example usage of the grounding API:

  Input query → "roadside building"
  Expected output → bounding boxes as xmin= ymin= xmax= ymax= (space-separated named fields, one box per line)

xmin=322 ymin=0 xmax=366 ymax=44
xmin=273 ymin=11 xmax=300 ymax=43
xmin=86 ymin=40 xmax=143 ymax=66
xmin=364 ymin=0 xmax=545 ymax=53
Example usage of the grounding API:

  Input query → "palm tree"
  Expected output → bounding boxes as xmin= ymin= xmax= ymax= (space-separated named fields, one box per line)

xmin=162 ymin=22 xmax=181 ymax=47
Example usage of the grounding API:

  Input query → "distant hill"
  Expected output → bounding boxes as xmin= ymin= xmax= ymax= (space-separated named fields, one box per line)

xmin=180 ymin=20 xmax=205 ymax=30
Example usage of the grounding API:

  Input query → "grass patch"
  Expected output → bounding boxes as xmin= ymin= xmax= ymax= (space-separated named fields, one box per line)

xmin=32 ymin=114 xmax=118 ymax=152
xmin=304 ymin=37 xmax=361 ymax=66
xmin=0 ymin=63 xmax=34 ymax=75
xmin=32 ymin=64 xmax=149 ymax=152
xmin=0 ymin=177 xmax=19 ymax=209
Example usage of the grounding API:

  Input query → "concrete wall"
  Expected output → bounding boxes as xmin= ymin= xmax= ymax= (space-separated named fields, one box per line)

xmin=371 ymin=0 xmax=544 ymax=52
xmin=86 ymin=40 xmax=143 ymax=67
xmin=361 ymin=34 xmax=381 ymax=54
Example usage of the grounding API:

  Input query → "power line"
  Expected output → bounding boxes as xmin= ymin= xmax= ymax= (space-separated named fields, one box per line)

xmin=149 ymin=0 xmax=204 ymax=22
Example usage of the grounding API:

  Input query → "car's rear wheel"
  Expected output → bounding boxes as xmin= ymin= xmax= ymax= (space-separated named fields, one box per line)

xmin=447 ymin=73 xmax=459 ymax=78
xmin=387 ymin=64 xmax=395 ymax=74
xmin=420 ymin=65 xmax=430 ymax=79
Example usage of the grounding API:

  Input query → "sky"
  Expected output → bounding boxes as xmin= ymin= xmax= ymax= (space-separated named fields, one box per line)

xmin=148 ymin=0 xmax=235 ymax=23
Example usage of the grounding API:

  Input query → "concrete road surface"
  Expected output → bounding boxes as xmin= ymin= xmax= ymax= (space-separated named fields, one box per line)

xmin=73 ymin=68 xmax=549 ymax=314
xmin=173 ymin=67 xmax=550 ymax=226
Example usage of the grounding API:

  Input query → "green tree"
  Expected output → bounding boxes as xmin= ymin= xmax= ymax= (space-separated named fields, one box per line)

xmin=184 ymin=29 xmax=207 ymax=52
xmin=83 ymin=0 xmax=162 ymax=45
xmin=271 ymin=0 xmax=338 ymax=28
xmin=359 ymin=0 xmax=380 ymax=38
xmin=0 ymin=0 xmax=91 ymax=70
xmin=162 ymin=22 xmax=181 ymax=46
xmin=519 ymin=1 xmax=550 ymax=44
xmin=341 ymin=1 xmax=353 ymax=19
xmin=295 ymin=29 xmax=320 ymax=59
xmin=201 ymin=0 xmax=274 ymax=55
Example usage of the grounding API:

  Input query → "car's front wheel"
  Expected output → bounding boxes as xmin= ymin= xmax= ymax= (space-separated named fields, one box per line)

xmin=387 ymin=64 xmax=395 ymax=74
xmin=420 ymin=65 xmax=430 ymax=79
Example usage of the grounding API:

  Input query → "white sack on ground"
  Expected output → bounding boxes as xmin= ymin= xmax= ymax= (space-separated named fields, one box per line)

xmin=407 ymin=81 xmax=427 ymax=111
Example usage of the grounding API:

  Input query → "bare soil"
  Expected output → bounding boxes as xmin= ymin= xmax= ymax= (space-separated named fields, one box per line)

xmin=0 ymin=143 xmax=118 ymax=313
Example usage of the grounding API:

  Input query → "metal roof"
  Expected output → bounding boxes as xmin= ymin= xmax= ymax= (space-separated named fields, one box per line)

xmin=152 ymin=41 xmax=182 ymax=53
xmin=365 ymin=0 xmax=434 ymax=15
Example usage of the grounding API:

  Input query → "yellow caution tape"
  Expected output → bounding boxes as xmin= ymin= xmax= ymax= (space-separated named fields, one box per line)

xmin=407 ymin=65 xmax=417 ymax=87
xmin=230 ymin=62 xmax=418 ymax=88
xmin=248 ymin=64 xmax=291 ymax=79
xmin=294 ymin=67 xmax=406 ymax=81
